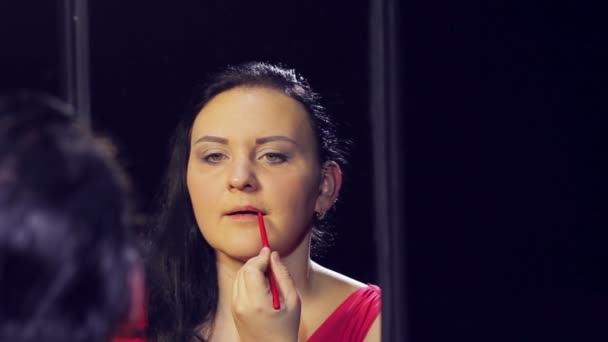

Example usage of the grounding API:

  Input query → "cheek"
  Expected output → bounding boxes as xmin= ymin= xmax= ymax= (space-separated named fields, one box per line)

xmin=187 ymin=167 xmax=224 ymax=246
xmin=269 ymin=172 xmax=319 ymax=213
xmin=187 ymin=164 xmax=221 ymax=220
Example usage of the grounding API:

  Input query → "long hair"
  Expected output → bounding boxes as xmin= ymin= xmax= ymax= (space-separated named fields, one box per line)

xmin=0 ymin=93 xmax=133 ymax=342
xmin=146 ymin=62 xmax=349 ymax=341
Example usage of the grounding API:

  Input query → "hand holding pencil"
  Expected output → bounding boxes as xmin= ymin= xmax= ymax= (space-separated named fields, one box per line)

xmin=230 ymin=213 xmax=302 ymax=342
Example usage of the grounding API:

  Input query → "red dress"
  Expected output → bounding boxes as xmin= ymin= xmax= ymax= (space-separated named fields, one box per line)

xmin=112 ymin=284 xmax=381 ymax=342
xmin=307 ymin=284 xmax=381 ymax=342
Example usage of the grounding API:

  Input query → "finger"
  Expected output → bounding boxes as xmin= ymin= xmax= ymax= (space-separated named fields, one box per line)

xmin=232 ymin=265 xmax=241 ymax=304
xmin=270 ymin=251 xmax=300 ymax=306
xmin=243 ymin=247 xmax=271 ymax=272
xmin=241 ymin=247 xmax=273 ymax=303
xmin=232 ymin=248 xmax=275 ymax=317
xmin=232 ymin=264 xmax=245 ymax=316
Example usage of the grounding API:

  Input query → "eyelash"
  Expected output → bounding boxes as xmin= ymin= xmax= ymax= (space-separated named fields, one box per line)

xmin=201 ymin=152 xmax=289 ymax=164
xmin=261 ymin=152 xmax=289 ymax=164
xmin=202 ymin=153 xmax=226 ymax=163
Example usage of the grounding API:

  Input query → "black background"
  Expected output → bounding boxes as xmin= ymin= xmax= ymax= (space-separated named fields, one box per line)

xmin=400 ymin=1 xmax=606 ymax=340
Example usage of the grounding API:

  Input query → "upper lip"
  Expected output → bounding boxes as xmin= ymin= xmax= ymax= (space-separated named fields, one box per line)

xmin=225 ymin=205 xmax=264 ymax=215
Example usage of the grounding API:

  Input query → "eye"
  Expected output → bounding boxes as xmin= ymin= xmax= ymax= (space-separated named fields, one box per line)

xmin=202 ymin=153 xmax=227 ymax=164
xmin=262 ymin=152 xmax=289 ymax=164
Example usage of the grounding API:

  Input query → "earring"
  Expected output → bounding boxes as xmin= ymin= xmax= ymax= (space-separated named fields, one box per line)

xmin=315 ymin=210 xmax=326 ymax=220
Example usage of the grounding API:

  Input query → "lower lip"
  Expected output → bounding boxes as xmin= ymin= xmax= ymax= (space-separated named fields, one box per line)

xmin=226 ymin=213 xmax=260 ymax=221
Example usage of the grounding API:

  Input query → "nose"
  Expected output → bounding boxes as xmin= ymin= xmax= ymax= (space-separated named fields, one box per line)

xmin=227 ymin=155 xmax=258 ymax=192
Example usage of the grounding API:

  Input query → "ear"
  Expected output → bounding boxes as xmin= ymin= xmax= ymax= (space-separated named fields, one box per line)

xmin=314 ymin=161 xmax=343 ymax=215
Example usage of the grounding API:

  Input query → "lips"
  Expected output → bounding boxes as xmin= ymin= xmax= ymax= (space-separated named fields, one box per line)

xmin=225 ymin=205 xmax=264 ymax=216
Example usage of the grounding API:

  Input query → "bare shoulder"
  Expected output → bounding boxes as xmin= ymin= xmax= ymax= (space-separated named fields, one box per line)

xmin=300 ymin=262 xmax=368 ymax=336
xmin=310 ymin=261 xmax=368 ymax=297
xmin=314 ymin=265 xmax=382 ymax=342
xmin=302 ymin=262 xmax=380 ymax=340
xmin=363 ymin=314 xmax=381 ymax=342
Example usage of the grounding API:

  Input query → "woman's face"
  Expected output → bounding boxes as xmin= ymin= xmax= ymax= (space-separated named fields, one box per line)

xmin=186 ymin=86 xmax=329 ymax=260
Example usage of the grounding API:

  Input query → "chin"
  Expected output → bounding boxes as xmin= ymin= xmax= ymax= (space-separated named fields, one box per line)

xmin=215 ymin=238 xmax=267 ymax=262
xmin=221 ymin=248 xmax=262 ymax=263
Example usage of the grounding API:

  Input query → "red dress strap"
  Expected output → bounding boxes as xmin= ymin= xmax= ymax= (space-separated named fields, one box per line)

xmin=308 ymin=284 xmax=381 ymax=342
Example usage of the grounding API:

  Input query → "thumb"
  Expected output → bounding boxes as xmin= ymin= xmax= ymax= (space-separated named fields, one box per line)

xmin=270 ymin=251 xmax=300 ymax=306
xmin=244 ymin=247 xmax=271 ymax=272
xmin=237 ymin=247 xmax=272 ymax=297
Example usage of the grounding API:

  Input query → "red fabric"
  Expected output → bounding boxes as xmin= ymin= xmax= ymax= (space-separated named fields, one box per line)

xmin=110 ymin=298 xmax=147 ymax=341
xmin=308 ymin=284 xmax=381 ymax=342
xmin=110 ymin=312 xmax=147 ymax=342
xmin=110 ymin=319 xmax=147 ymax=342
xmin=111 ymin=266 xmax=148 ymax=342
xmin=111 ymin=284 xmax=380 ymax=342
xmin=111 ymin=338 xmax=146 ymax=342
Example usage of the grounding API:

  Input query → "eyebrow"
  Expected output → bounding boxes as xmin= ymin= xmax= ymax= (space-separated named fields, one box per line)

xmin=255 ymin=136 xmax=298 ymax=145
xmin=193 ymin=135 xmax=298 ymax=146
xmin=194 ymin=136 xmax=228 ymax=145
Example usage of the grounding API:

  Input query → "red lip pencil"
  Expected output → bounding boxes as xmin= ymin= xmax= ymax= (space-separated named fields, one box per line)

xmin=257 ymin=212 xmax=281 ymax=310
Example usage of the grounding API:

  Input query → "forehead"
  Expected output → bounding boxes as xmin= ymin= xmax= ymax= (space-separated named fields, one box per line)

xmin=191 ymin=87 xmax=315 ymax=143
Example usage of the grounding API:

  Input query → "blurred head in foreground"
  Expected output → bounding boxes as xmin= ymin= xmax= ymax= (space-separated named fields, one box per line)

xmin=0 ymin=93 xmax=141 ymax=342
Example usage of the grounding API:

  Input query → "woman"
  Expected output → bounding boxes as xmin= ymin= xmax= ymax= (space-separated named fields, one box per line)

xmin=147 ymin=62 xmax=381 ymax=341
